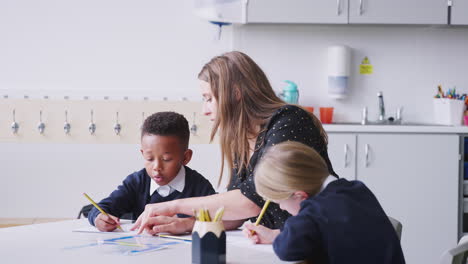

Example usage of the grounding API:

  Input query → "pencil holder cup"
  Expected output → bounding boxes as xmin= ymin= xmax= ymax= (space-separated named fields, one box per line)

xmin=192 ymin=221 xmax=226 ymax=264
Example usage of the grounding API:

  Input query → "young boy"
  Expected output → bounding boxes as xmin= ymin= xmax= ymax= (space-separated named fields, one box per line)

xmin=244 ymin=141 xmax=405 ymax=264
xmin=88 ymin=111 xmax=216 ymax=232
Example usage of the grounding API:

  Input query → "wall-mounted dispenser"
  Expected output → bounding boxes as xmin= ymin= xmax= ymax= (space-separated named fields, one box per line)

xmin=327 ymin=45 xmax=351 ymax=99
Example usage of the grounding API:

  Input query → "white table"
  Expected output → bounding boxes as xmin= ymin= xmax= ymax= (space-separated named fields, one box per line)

xmin=0 ymin=219 xmax=286 ymax=264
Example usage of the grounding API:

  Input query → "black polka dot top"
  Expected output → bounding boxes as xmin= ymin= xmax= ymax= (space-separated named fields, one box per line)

xmin=228 ymin=105 xmax=337 ymax=229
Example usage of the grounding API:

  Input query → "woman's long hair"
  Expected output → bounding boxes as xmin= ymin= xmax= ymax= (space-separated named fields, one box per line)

xmin=198 ymin=51 xmax=326 ymax=186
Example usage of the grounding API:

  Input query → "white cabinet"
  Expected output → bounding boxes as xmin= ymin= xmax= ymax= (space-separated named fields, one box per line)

xmin=348 ymin=0 xmax=448 ymax=24
xmin=451 ymin=0 xmax=468 ymax=25
xmin=247 ymin=0 xmax=348 ymax=24
xmin=327 ymin=133 xmax=356 ymax=180
xmin=197 ymin=0 xmax=451 ymax=25
xmin=328 ymin=133 xmax=460 ymax=264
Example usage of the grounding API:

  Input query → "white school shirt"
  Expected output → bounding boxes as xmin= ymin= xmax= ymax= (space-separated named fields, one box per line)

xmin=150 ymin=166 xmax=186 ymax=197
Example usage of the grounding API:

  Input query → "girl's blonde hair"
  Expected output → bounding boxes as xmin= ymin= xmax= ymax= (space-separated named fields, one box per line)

xmin=254 ymin=141 xmax=330 ymax=200
xmin=198 ymin=51 xmax=327 ymax=186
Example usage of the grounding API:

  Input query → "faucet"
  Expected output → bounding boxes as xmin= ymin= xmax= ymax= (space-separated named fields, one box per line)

xmin=377 ymin=91 xmax=385 ymax=122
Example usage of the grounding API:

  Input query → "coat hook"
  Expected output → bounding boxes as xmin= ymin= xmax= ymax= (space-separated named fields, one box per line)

xmin=64 ymin=110 xmax=71 ymax=134
xmin=190 ymin=112 xmax=198 ymax=135
xmin=11 ymin=109 xmax=19 ymax=134
xmin=89 ymin=110 xmax=96 ymax=135
xmin=37 ymin=110 xmax=45 ymax=134
xmin=114 ymin=111 xmax=122 ymax=135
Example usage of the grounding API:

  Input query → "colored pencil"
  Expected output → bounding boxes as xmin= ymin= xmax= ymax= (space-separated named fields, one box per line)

xmin=251 ymin=200 xmax=271 ymax=235
xmin=158 ymin=234 xmax=192 ymax=242
xmin=83 ymin=192 xmax=123 ymax=231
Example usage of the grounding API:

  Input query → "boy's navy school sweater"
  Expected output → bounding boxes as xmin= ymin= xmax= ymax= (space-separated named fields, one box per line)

xmin=88 ymin=166 xmax=215 ymax=226
xmin=273 ymin=178 xmax=405 ymax=264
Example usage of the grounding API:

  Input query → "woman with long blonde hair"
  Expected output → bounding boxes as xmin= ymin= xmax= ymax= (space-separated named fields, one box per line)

xmin=244 ymin=141 xmax=405 ymax=264
xmin=132 ymin=51 xmax=336 ymax=234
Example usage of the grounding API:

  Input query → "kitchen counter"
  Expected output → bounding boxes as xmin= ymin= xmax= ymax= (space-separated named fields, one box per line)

xmin=323 ymin=123 xmax=468 ymax=133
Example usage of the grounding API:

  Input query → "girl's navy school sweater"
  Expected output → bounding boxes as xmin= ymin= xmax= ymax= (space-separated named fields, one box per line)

xmin=273 ymin=178 xmax=405 ymax=264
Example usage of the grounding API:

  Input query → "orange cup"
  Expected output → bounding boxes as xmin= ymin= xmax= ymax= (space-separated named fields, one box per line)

xmin=304 ymin=106 xmax=314 ymax=114
xmin=319 ymin=107 xmax=334 ymax=124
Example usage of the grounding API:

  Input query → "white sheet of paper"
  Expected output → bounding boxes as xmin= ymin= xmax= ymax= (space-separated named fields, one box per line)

xmin=72 ymin=222 xmax=135 ymax=233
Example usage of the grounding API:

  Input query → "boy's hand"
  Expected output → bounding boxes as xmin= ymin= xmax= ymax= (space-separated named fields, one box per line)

xmin=95 ymin=213 xmax=120 ymax=232
xmin=243 ymin=222 xmax=280 ymax=244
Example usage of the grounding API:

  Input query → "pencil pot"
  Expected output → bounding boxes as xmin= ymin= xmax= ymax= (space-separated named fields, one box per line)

xmin=192 ymin=221 xmax=226 ymax=264
xmin=433 ymin=98 xmax=465 ymax=126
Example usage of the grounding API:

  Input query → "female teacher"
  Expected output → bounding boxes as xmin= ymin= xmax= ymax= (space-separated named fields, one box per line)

xmin=132 ymin=51 xmax=337 ymax=234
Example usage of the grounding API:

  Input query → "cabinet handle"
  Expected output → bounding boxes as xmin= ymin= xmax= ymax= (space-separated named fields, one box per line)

xmin=359 ymin=0 xmax=363 ymax=15
xmin=344 ymin=144 xmax=348 ymax=168
xmin=337 ymin=0 xmax=341 ymax=15
xmin=364 ymin=143 xmax=369 ymax=167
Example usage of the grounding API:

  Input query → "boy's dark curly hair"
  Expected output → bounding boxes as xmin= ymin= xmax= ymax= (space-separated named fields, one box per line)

xmin=141 ymin=112 xmax=190 ymax=149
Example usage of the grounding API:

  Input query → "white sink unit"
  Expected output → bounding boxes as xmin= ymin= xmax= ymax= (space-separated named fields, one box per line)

xmin=325 ymin=125 xmax=467 ymax=264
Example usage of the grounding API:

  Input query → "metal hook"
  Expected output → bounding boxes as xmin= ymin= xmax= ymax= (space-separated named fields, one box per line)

xmin=89 ymin=110 xmax=96 ymax=135
xmin=37 ymin=110 xmax=45 ymax=134
xmin=190 ymin=112 xmax=198 ymax=135
xmin=114 ymin=111 xmax=121 ymax=135
xmin=11 ymin=109 xmax=19 ymax=134
xmin=64 ymin=110 xmax=71 ymax=134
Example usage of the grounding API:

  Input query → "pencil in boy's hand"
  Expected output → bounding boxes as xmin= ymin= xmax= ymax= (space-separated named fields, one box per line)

xmin=83 ymin=192 xmax=123 ymax=231
xmin=251 ymin=200 xmax=271 ymax=235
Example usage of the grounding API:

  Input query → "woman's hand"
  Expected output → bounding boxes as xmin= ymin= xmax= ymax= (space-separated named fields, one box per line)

xmin=139 ymin=216 xmax=195 ymax=235
xmin=131 ymin=201 xmax=177 ymax=234
xmin=243 ymin=222 xmax=280 ymax=244
xmin=95 ymin=213 xmax=121 ymax=232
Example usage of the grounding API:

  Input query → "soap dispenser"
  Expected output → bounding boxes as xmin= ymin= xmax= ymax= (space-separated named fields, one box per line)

xmin=279 ymin=80 xmax=299 ymax=104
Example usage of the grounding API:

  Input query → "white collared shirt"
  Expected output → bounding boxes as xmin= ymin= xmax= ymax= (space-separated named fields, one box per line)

xmin=150 ymin=166 xmax=186 ymax=197
xmin=319 ymin=175 xmax=337 ymax=193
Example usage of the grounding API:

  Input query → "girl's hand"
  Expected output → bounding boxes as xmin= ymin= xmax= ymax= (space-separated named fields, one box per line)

xmin=243 ymin=222 xmax=280 ymax=244
xmin=95 ymin=213 xmax=120 ymax=232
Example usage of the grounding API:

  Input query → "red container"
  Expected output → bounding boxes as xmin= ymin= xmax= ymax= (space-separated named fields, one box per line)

xmin=319 ymin=107 xmax=334 ymax=124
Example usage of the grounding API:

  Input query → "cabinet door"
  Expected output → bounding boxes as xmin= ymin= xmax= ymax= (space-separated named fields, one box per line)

xmin=327 ymin=133 xmax=356 ymax=180
xmin=349 ymin=0 xmax=447 ymax=24
xmin=357 ymin=134 xmax=459 ymax=264
xmin=247 ymin=0 xmax=348 ymax=24
xmin=452 ymin=0 xmax=468 ymax=25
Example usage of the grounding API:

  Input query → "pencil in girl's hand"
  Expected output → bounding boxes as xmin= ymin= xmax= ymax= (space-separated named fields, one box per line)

xmin=251 ymin=200 xmax=271 ymax=235
xmin=83 ymin=192 xmax=123 ymax=231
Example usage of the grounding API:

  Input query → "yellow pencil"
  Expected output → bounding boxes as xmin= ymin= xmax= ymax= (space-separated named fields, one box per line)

xmin=251 ymin=200 xmax=271 ymax=235
xmin=83 ymin=192 xmax=123 ymax=231
xmin=158 ymin=234 xmax=192 ymax=242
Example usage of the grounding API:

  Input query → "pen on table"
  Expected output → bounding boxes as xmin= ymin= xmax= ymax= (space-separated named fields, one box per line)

xmin=158 ymin=234 xmax=192 ymax=242
xmin=251 ymin=200 xmax=271 ymax=235
xmin=83 ymin=192 xmax=123 ymax=231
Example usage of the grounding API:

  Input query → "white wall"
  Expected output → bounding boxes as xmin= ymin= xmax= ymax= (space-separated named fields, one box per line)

xmin=0 ymin=0 xmax=232 ymax=100
xmin=232 ymin=24 xmax=468 ymax=124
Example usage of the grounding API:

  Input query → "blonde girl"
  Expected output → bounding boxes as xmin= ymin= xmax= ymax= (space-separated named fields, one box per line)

xmin=244 ymin=141 xmax=405 ymax=264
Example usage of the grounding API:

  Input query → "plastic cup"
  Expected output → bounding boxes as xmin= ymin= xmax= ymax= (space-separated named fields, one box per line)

xmin=320 ymin=107 xmax=334 ymax=124
xmin=304 ymin=106 xmax=314 ymax=114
